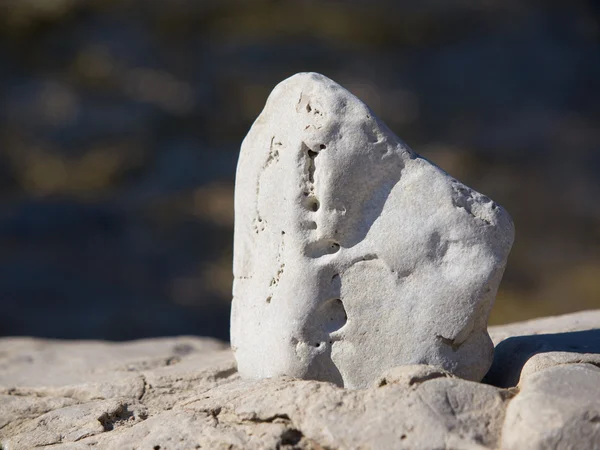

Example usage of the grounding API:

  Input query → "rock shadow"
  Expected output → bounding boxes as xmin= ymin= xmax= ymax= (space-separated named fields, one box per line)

xmin=305 ymin=345 xmax=344 ymax=387
xmin=484 ymin=329 xmax=600 ymax=388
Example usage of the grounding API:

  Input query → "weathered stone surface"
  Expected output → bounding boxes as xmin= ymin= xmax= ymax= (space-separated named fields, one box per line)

xmin=0 ymin=337 xmax=509 ymax=449
xmin=0 ymin=337 xmax=236 ymax=449
xmin=184 ymin=375 xmax=508 ymax=450
xmin=3 ymin=312 xmax=600 ymax=449
xmin=374 ymin=364 xmax=455 ymax=388
xmin=501 ymin=364 xmax=600 ymax=450
xmin=231 ymin=72 xmax=514 ymax=388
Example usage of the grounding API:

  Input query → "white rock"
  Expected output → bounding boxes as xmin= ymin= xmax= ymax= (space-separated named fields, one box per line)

xmin=501 ymin=363 xmax=600 ymax=450
xmin=518 ymin=351 xmax=600 ymax=383
xmin=231 ymin=72 xmax=514 ymax=388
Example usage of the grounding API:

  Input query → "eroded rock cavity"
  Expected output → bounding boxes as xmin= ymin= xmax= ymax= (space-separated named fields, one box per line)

xmin=231 ymin=72 xmax=514 ymax=389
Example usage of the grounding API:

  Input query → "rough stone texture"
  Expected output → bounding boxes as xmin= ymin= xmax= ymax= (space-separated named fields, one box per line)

xmin=2 ymin=310 xmax=600 ymax=449
xmin=0 ymin=338 xmax=508 ymax=450
xmin=231 ymin=72 xmax=515 ymax=389
xmin=0 ymin=337 xmax=236 ymax=450
xmin=501 ymin=364 xmax=600 ymax=450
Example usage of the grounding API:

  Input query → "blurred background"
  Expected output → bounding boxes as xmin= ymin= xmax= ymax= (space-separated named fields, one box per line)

xmin=0 ymin=0 xmax=598 ymax=341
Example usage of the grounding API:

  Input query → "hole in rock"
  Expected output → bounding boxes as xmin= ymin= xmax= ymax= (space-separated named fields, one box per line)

xmin=281 ymin=429 xmax=303 ymax=446
xmin=305 ymin=197 xmax=319 ymax=212
xmin=318 ymin=298 xmax=347 ymax=334
xmin=319 ymin=144 xmax=326 ymax=150
xmin=98 ymin=404 xmax=134 ymax=432
xmin=304 ymin=239 xmax=340 ymax=258
xmin=314 ymin=342 xmax=321 ymax=348
xmin=306 ymin=221 xmax=317 ymax=230
xmin=306 ymin=103 xmax=312 ymax=113
xmin=306 ymin=147 xmax=318 ymax=184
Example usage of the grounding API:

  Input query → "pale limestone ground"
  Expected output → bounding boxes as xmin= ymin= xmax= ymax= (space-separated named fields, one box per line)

xmin=2 ymin=310 xmax=600 ymax=450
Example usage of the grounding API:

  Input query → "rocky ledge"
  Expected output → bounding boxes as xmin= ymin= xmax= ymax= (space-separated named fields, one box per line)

xmin=2 ymin=310 xmax=600 ymax=450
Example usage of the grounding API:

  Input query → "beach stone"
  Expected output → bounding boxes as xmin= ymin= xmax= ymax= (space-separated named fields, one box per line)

xmin=501 ymin=363 xmax=600 ymax=450
xmin=231 ymin=72 xmax=515 ymax=388
xmin=518 ymin=351 xmax=600 ymax=383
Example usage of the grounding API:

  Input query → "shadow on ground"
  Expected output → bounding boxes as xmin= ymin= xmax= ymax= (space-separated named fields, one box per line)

xmin=484 ymin=329 xmax=600 ymax=387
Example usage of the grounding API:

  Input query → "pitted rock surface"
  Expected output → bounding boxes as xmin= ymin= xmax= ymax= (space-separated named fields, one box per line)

xmin=2 ymin=311 xmax=600 ymax=449
xmin=231 ymin=72 xmax=514 ymax=388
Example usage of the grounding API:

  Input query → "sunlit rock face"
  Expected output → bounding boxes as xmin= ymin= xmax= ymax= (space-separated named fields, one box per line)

xmin=231 ymin=72 xmax=514 ymax=389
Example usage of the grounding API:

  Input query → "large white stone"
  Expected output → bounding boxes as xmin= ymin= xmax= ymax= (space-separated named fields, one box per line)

xmin=231 ymin=72 xmax=514 ymax=388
